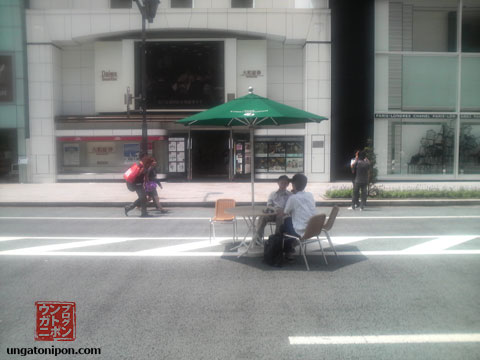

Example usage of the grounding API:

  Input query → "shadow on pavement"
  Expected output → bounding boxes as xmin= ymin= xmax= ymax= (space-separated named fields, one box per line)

xmin=221 ymin=244 xmax=368 ymax=272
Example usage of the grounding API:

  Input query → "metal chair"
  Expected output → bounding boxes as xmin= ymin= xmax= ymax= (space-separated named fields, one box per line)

xmin=284 ymin=207 xmax=339 ymax=270
xmin=284 ymin=214 xmax=327 ymax=271
xmin=209 ymin=199 xmax=237 ymax=243
xmin=321 ymin=206 xmax=339 ymax=260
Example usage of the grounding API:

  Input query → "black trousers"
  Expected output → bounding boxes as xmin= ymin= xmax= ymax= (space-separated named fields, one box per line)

xmin=353 ymin=183 xmax=368 ymax=209
xmin=126 ymin=182 xmax=147 ymax=215
xmin=281 ymin=217 xmax=299 ymax=253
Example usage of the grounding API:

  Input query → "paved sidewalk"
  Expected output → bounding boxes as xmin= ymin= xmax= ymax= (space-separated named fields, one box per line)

xmin=0 ymin=181 xmax=479 ymax=206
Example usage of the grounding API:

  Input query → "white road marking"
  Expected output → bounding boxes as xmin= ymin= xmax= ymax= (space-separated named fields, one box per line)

xmin=0 ymin=235 xmax=478 ymax=257
xmin=1 ymin=250 xmax=479 ymax=257
xmin=137 ymin=240 xmax=223 ymax=254
xmin=340 ymin=216 xmax=480 ymax=220
xmin=0 ymin=237 xmax=24 ymax=242
xmin=403 ymin=236 xmax=478 ymax=253
xmin=336 ymin=250 xmax=480 ymax=255
xmin=0 ymin=216 xmax=210 ymax=220
xmin=1 ymin=237 xmax=135 ymax=254
xmin=0 ymin=236 xmax=231 ymax=241
xmin=0 ymin=215 xmax=479 ymax=221
xmin=289 ymin=333 xmax=480 ymax=345
xmin=326 ymin=236 xmax=368 ymax=245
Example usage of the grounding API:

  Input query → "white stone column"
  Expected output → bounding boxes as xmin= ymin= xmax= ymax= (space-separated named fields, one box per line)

xmin=27 ymin=44 xmax=58 ymax=183
xmin=304 ymin=41 xmax=331 ymax=182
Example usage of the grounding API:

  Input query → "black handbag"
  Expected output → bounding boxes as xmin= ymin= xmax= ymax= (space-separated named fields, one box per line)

xmin=263 ymin=233 xmax=284 ymax=267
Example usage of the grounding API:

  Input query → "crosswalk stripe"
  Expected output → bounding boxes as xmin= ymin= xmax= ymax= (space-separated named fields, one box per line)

xmin=0 ymin=238 xmax=134 ymax=254
xmin=289 ymin=333 xmax=480 ymax=345
xmin=402 ymin=236 xmax=478 ymax=253
xmin=1 ymin=235 xmax=478 ymax=257
xmin=137 ymin=240 xmax=222 ymax=254
xmin=0 ymin=237 xmax=24 ymax=242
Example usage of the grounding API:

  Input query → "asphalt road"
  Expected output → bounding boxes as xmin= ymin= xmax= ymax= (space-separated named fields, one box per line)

xmin=0 ymin=206 xmax=479 ymax=360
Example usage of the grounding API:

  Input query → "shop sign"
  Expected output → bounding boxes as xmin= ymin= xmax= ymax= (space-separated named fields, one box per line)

xmin=460 ymin=114 xmax=480 ymax=120
xmin=101 ymin=70 xmax=118 ymax=81
xmin=86 ymin=142 xmax=117 ymax=166
xmin=0 ymin=55 xmax=14 ymax=102
xmin=92 ymin=145 xmax=114 ymax=155
xmin=375 ymin=113 xmax=457 ymax=119
xmin=241 ymin=70 xmax=263 ymax=78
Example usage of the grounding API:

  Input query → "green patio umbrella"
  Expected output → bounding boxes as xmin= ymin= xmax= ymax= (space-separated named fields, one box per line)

xmin=177 ymin=88 xmax=328 ymax=207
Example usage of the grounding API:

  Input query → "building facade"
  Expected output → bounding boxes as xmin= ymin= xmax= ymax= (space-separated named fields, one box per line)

xmin=374 ymin=0 xmax=480 ymax=180
xmin=0 ymin=0 xmax=28 ymax=183
xmin=23 ymin=0 xmax=332 ymax=183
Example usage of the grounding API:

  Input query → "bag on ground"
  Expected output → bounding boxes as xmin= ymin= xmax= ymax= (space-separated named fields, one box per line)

xmin=124 ymin=163 xmax=141 ymax=183
xmin=263 ymin=233 xmax=284 ymax=267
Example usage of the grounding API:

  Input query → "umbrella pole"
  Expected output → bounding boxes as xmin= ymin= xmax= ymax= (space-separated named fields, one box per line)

xmin=250 ymin=126 xmax=254 ymax=208
xmin=250 ymin=125 xmax=259 ymax=246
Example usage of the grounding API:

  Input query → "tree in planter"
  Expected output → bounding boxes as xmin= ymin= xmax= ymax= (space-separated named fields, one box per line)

xmin=362 ymin=138 xmax=378 ymax=197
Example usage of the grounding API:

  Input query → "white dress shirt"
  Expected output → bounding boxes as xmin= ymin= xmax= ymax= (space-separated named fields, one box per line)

xmin=267 ymin=189 xmax=292 ymax=209
xmin=283 ymin=191 xmax=316 ymax=236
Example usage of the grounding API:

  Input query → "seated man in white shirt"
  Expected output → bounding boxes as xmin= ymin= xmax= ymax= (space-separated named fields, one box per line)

xmin=280 ymin=173 xmax=317 ymax=259
xmin=255 ymin=175 xmax=291 ymax=242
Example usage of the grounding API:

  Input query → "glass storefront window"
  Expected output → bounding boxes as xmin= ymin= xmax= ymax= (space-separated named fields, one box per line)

xmin=231 ymin=0 xmax=253 ymax=8
xmin=462 ymin=1 xmax=480 ymax=52
xmin=255 ymin=137 xmax=304 ymax=174
xmin=171 ymin=0 xmax=193 ymax=8
xmin=461 ymin=56 xmax=480 ymax=111
xmin=388 ymin=119 xmax=456 ymax=175
xmin=389 ymin=0 xmax=458 ymax=52
xmin=402 ymin=56 xmax=458 ymax=111
xmin=58 ymin=140 xmax=167 ymax=174
xmin=459 ymin=119 xmax=480 ymax=174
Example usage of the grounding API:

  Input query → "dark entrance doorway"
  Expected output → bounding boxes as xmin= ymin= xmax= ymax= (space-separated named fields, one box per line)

xmin=0 ymin=129 xmax=18 ymax=183
xmin=330 ymin=0 xmax=374 ymax=180
xmin=191 ymin=130 xmax=229 ymax=180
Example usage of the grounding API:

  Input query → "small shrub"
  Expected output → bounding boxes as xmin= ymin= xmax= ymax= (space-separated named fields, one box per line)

xmin=325 ymin=186 xmax=480 ymax=199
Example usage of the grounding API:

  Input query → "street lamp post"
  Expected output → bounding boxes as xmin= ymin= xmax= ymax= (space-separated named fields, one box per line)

xmin=134 ymin=0 xmax=160 ymax=154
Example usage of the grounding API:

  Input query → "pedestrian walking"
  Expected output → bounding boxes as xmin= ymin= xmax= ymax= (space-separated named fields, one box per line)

xmin=124 ymin=152 xmax=149 ymax=217
xmin=144 ymin=156 xmax=168 ymax=213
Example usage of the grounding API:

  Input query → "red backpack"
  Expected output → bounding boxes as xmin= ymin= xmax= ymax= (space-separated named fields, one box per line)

xmin=123 ymin=163 xmax=142 ymax=183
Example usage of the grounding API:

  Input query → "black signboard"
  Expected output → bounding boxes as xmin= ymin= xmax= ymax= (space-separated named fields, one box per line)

xmin=0 ymin=55 xmax=14 ymax=103
xmin=135 ymin=41 xmax=225 ymax=110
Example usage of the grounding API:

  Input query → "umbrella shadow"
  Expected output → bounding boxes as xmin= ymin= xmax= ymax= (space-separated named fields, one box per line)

xmin=220 ymin=243 xmax=368 ymax=272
